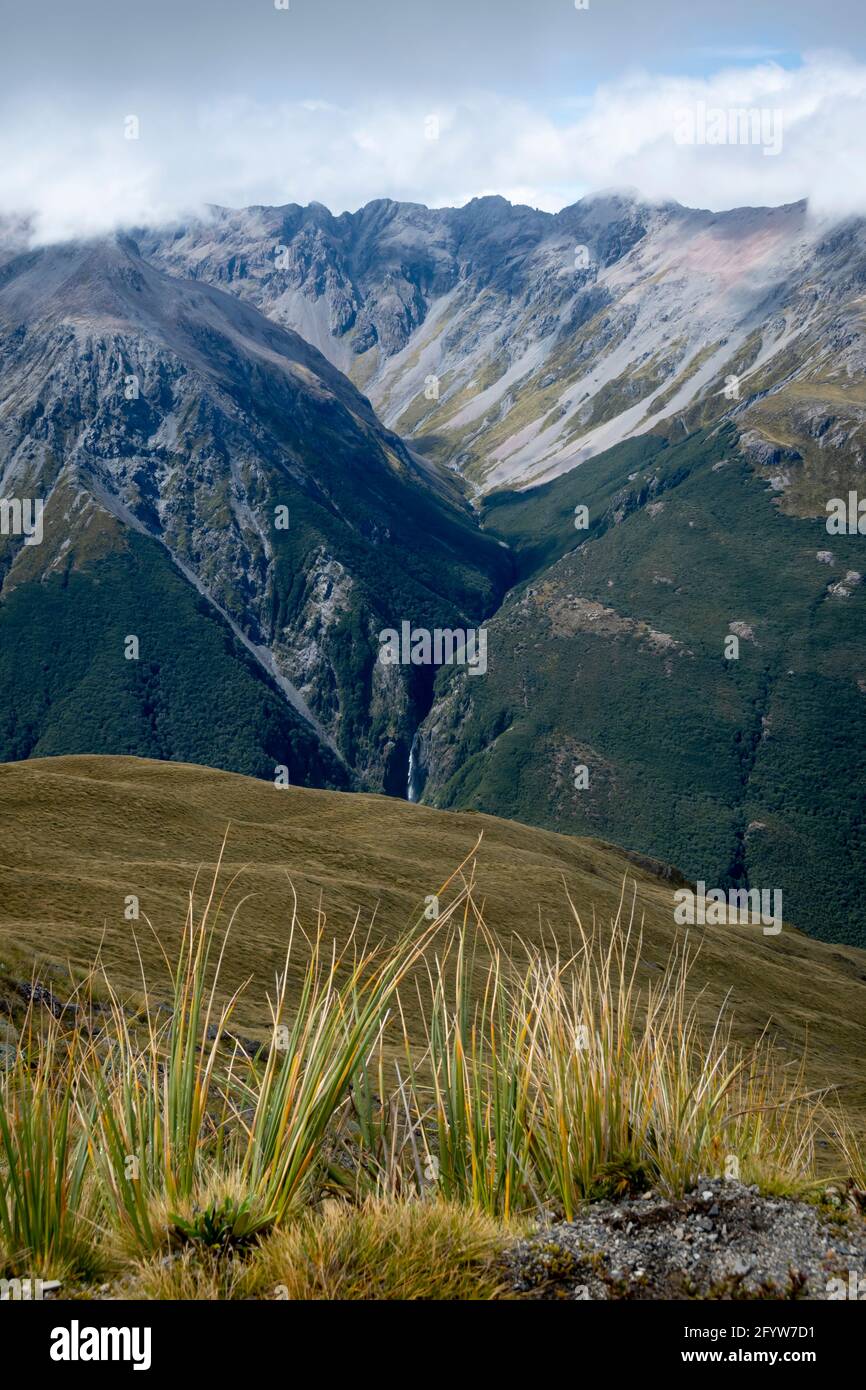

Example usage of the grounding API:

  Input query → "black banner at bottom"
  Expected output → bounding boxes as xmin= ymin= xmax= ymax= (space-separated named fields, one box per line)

xmin=1 ymin=1296 xmax=860 ymax=1377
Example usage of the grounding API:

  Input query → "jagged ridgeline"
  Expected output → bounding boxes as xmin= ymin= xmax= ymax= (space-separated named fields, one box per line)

xmin=137 ymin=194 xmax=866 ymax=498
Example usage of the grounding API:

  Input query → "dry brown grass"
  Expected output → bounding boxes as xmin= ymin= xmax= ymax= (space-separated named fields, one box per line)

xmin=0 ymin=754 xmax=863 ymax=1145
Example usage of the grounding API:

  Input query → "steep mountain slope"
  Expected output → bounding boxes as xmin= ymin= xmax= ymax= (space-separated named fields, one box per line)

xmin=0 ymin=521 xmax=348 ymax=787
xmin=0 ymin=237 xmax=509 ymax=791
xmin=1 ymin=754 xmax=864 ymax=1133
xmin=137 ymin=190 xmax=866 ymax=944
xmin=416 ymin=424 xmax=866 ymax=947
xmin=1 ymin=200 xmax=863 ymax=950
xmin=139 ymin=194 xmax=866 ymax=500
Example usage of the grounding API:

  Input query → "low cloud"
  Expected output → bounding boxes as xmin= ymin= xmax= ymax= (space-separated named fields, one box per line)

xmin=2 ymin=52 xmax=865 ymax=242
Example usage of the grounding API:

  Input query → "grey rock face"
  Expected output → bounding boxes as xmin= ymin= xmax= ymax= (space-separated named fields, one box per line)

xmin=0 ymin=236 xmax=507 ymax=791
xmin=137 ymin=193 xmax=866 ymax=494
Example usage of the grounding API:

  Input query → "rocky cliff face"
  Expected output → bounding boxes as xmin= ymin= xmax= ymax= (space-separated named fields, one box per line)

xmin=138 ymin=194 xmax=866 ymax=503
xmin=0 ymin=235 xmax=509 ymax=790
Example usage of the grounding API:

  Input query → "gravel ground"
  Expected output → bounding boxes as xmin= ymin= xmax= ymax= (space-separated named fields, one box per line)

xmin=505 ymin=1179 xmax=866 ymax=1300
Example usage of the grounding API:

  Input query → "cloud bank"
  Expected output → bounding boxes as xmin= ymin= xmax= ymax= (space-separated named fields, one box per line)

xmin=2 ymin=53 xmax=865 ymax=242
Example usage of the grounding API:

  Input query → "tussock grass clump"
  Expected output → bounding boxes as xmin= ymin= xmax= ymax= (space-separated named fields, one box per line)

xmin=82 ymin=835 xmax=460 ymax=1256
xmin=121 ymin=1245 xmax=251 ymax=1301
xmin=0 ymin=836 xmax=860 ymax=1296
xmin=245 ymin=1198 xmax=511 ymax=1301
xmin=0 ymin=1001 xmax=100 ymax=1279
xmin=393 ymin=885 xmax=827 ymax=1220
xmin=122 ymin=1198 xmax=511 ymax=1301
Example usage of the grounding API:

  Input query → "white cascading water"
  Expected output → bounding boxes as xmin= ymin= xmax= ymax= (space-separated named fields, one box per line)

xmin=407 ymin=730 xmax=422 ymax=802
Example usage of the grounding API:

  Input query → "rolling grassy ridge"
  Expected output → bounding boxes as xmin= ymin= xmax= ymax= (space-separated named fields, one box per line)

xmin=1 ymin=755 xmax=864 ymax=1297
xmin=0 ymin=754 xmax=864 ymax=1096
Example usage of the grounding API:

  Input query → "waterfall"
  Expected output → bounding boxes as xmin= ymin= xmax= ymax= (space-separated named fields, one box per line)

xmin=407 ymin=729 xmax=424 ymax=803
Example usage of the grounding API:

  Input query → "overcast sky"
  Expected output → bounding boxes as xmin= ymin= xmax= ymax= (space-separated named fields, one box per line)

xmin=1 ymin=0 xmax=865 ymax=239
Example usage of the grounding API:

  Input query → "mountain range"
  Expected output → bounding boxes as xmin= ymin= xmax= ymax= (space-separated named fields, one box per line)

xmin=137 ymin=192 xmax=866 ymax=499
xmin=0 ymin=191 xmax=863 ymax=944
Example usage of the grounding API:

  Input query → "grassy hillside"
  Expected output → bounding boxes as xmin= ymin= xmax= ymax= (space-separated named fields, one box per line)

xmin=1 ymin=754 xmax=864 ymax=1133
xmin=421 ymin=425 xmax=866 ymax=947
xmin=483 ymin=432 xmax=669 ymax=581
